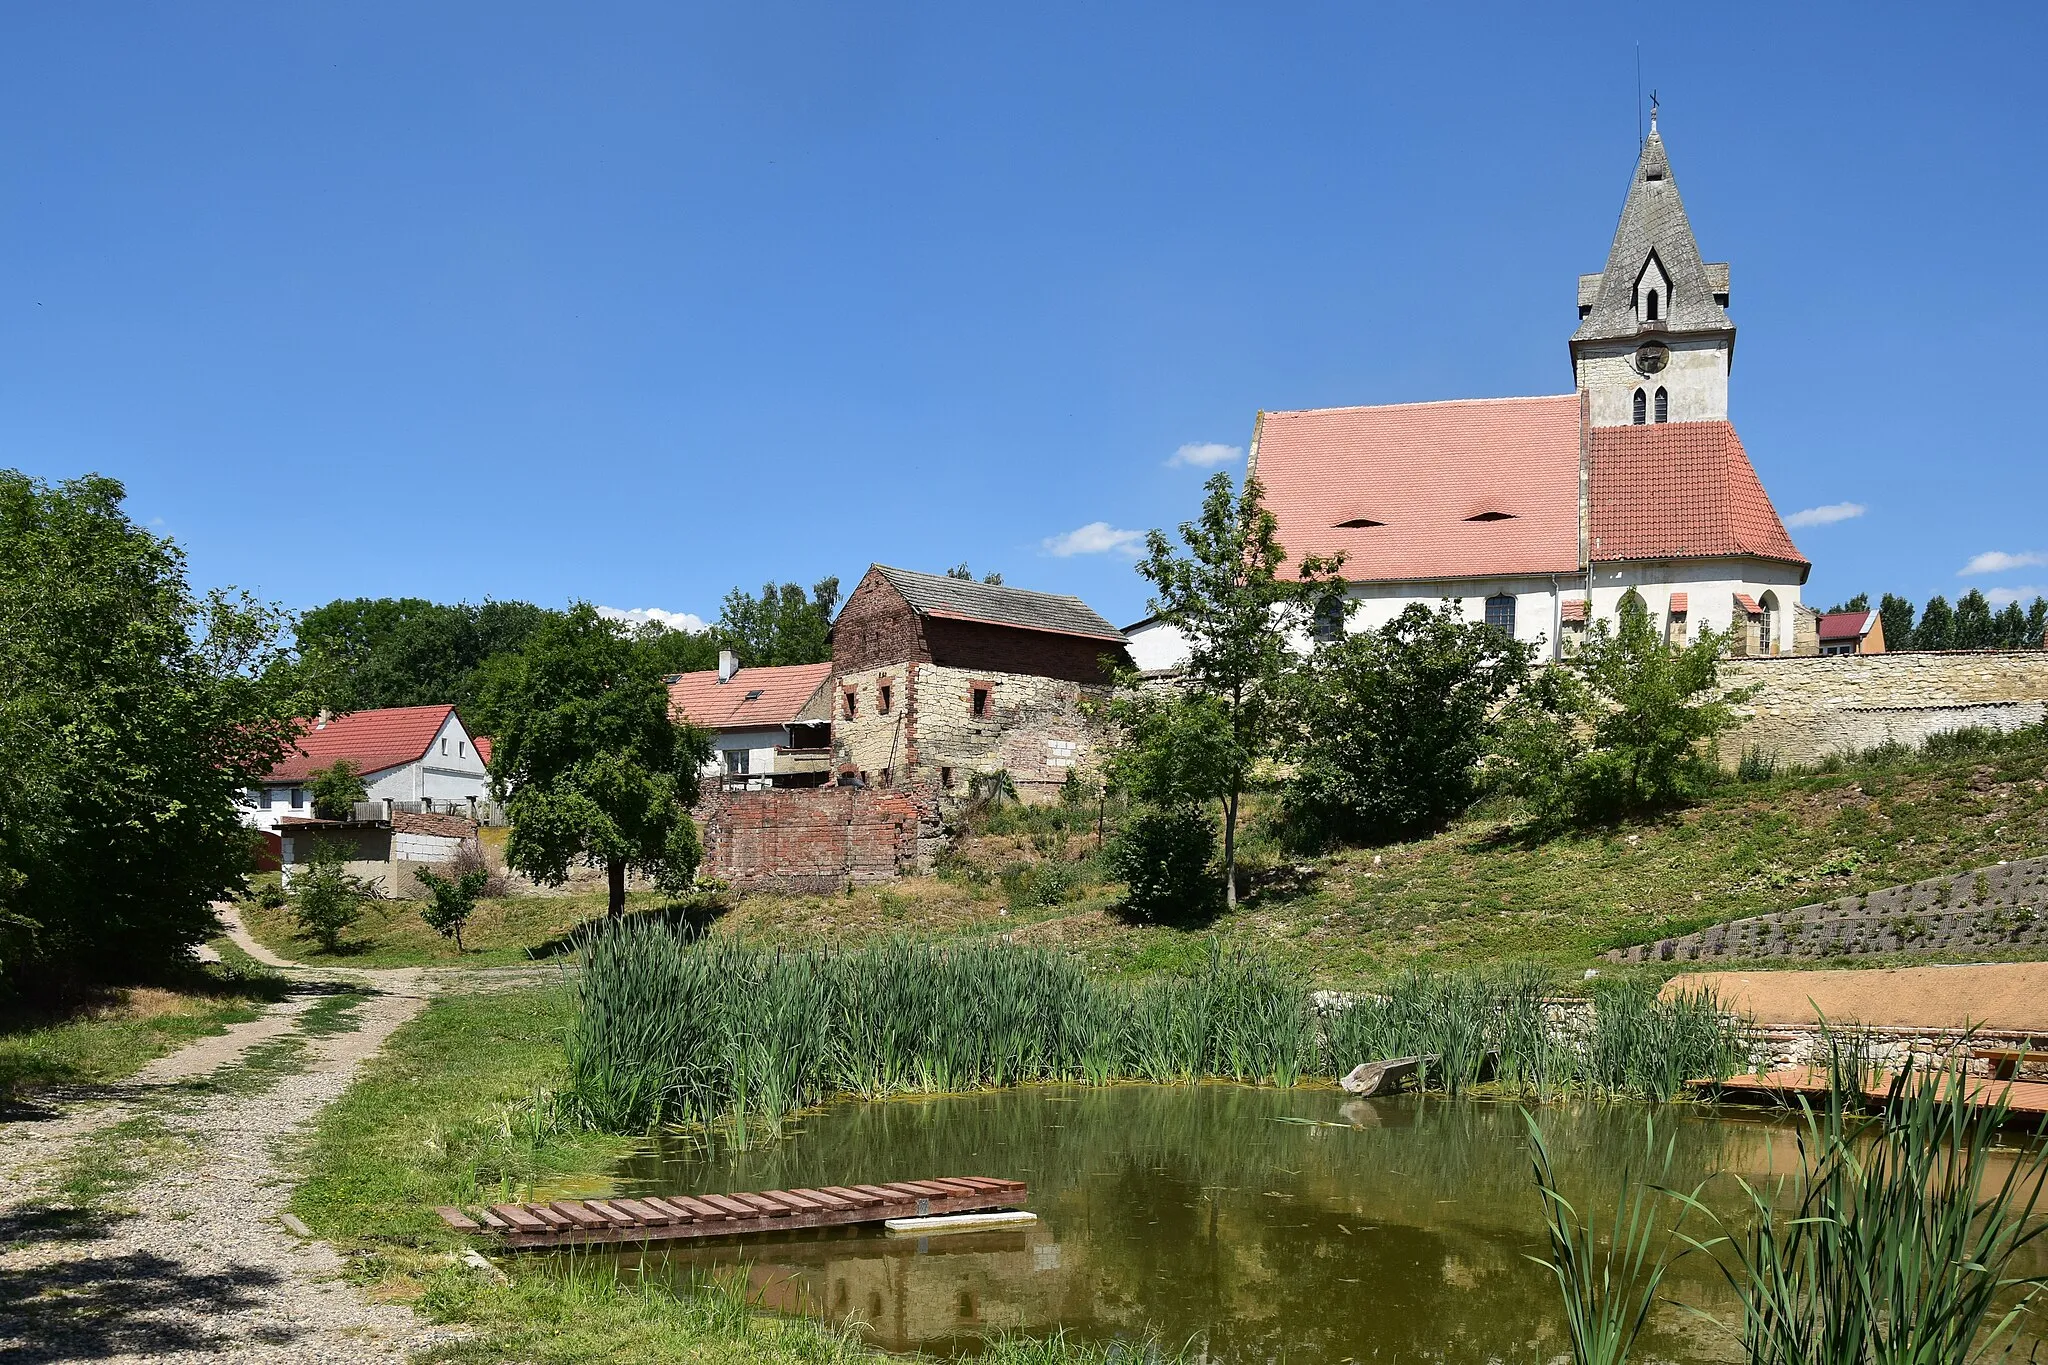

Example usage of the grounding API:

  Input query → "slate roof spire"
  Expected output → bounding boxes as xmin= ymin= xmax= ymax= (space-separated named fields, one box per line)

xmin=1571 ymin=124 xmax=1733 ymax=345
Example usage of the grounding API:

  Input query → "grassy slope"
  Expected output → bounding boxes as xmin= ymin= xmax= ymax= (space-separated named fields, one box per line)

xmin=243 ymin=740 xmax=2048 ymax=983
xmin=0 ymin=977 xmax=274 ymax=1101
xmin=691 ymin=744 xmax=2048 ymax=983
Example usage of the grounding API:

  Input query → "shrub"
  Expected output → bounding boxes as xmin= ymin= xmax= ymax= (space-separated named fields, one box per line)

xmin=1107 ymin=804 xmax=1217 ymax=923
xmin=1279 ymin=602 xmax=1530 ymax=849
xmin=292 ymin=839 xmax=374 ymax=953
xmin=414 ymin=864 xmax=490 ymax=952
xmin=307 ymin=759 xmax=368 ymax=821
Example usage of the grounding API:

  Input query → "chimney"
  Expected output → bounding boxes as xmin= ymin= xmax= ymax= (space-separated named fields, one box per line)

xmin=316 ymin=707 xmax=330 ymax=729
xmin=717 ymin=649 xmax=738 ymax=684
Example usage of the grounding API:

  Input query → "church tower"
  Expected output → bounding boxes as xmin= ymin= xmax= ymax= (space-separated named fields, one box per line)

xmin=1571 ymin=116 xmax=1734 ymax=428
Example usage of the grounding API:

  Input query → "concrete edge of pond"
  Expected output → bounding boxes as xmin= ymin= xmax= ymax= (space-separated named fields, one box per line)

xmin=883 ymin=1211 xmax=1039 ymax=1236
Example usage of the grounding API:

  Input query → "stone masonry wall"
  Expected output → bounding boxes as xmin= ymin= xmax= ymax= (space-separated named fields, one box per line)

xmin=697 ymin=786 xmax=941 ymax=893
xmin=1721 ymin=651 xmax=2048 ymax=767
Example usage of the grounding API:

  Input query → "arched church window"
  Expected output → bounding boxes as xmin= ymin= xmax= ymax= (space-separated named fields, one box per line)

xmin=1759 ymin=591 xmax=1779 ymax=656
xmin=1633 ymin=389 xmax=1647 ymax=424
xmin=1646 ymin=288 xmax=1660 ymax=321
xmin=1655 ymin=387 xmax=1669 ymax=423
xmin=1484 ymin=594 xmax=1516 ymax=636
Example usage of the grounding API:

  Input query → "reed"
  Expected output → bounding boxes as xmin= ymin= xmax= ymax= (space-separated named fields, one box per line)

xmin=564 ymin=919 xmax=1753 ymax=1130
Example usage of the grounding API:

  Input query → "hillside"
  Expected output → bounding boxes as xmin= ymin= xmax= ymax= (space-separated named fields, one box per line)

xmin=233 ymin=731 xmax=2048 ymax=984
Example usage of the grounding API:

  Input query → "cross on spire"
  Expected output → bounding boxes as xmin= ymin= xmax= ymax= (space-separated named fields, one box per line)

xmin=1649 ymin=91 xmax=1659 ymax=135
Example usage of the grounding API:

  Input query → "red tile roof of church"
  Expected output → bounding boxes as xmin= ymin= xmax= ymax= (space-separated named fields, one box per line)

xmin=266 ymin=704 xmax=463 ymax=783
xmin=1588 ymin=422 xmax=1807 ymax=568
xmin=1253 ymin=395 xmax=1584 ymax=583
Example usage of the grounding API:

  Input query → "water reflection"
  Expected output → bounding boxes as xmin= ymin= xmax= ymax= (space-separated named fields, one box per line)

xmin=543 ymin=1085 xmax=2041 ymax=1364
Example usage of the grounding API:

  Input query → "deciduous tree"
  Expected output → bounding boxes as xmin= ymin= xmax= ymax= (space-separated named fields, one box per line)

xmin=308 ymin=760 xmax=367 ymax=821
xmin=0 ymin=471 xmax=301 ymax=989
xmin=1130 ymin=473 xmax=1344 ymax=907
xmin=1878 ymin=594 xmax=1916 ymax=653
xmin=1954 ymin=589 xmax=1996 ymax=650
xmin=714 ymin=578 xmax=840 ymax=667
xmin=1913 ymin=596 xmax=1955 ymax=652
xmin=1278 ymin=602 xmax=1531 ymax=849
xmin=482 ymin=605 xmax=713 ymax=916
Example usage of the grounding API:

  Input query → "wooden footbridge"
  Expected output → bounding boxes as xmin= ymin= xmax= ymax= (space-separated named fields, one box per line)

xmin=437 ymin=1176 xmax=1029 ymax=1249
xmin=1696 ymin=1068 xmax=2048 ymax=1117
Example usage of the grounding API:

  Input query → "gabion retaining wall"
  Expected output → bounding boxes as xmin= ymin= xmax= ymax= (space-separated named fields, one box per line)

xmin=1607 ymin=856 xmax=2048 ymax=964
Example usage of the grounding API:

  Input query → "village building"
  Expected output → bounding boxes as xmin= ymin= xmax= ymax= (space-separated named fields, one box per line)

xmin=666 ymin=654 xmax=835 ymax=788
xmin=1817 ymin=609 xmax=1886 ymax=656
xmin=829 ymin=565 xmax=1130 ymax=801
xmin=243 ymin=703 xmax=492 ymax=831
xmin=1126 ymin=118 xmax=1809 ymax=668
xmin=275 ymin=808 xmax=480 ymax=897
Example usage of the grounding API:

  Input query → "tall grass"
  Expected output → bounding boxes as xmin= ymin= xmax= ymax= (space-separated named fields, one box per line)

xmin=1530 ymin=1052 xmax=2048 ymax=1365
xmin=565 ymin=919 xmax=1752 ymax=1130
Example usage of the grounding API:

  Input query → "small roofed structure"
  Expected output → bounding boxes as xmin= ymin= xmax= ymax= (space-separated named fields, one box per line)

xmin=667 ymin=655 xmax=834 ymax=788
xmin=1818 ymin=610 xmax=1886 ymax=656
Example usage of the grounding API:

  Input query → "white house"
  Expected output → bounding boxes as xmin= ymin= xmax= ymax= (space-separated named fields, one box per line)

xmin=667 ymin=653 xmax=834 ymax=788
xmin=1128 ymin=118 xmax=1809 ymax=670
xmin=244 ymin=703 xmax=493 ymax=831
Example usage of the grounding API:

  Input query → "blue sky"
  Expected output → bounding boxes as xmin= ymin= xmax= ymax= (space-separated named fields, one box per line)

xmin=5 ymin=4 xmax=2042 ymax=632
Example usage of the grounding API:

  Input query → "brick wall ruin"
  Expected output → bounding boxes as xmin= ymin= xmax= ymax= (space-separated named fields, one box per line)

xmin=696 ymin=787 xmax=942 ymax=893
xmin=1721 ymin=650 xmax=2048 ymax=766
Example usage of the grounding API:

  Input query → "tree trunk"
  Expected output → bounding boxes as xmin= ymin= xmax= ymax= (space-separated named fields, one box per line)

xmin=606 ymin=856 xmax=627 ymax=918
xmin=1222 ymin=779 xmax=1240 ymax=911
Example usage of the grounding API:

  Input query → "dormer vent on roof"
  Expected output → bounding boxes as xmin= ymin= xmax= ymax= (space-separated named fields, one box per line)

xmin=1333 ymin=513 xmax=1385 ymax=529
xmin=1464 ymin=510 xmax=1515 ymax=522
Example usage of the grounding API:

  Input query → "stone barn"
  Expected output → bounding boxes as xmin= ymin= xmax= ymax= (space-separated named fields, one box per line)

xmin=828 ymin=565 xmax=1130 ymax=802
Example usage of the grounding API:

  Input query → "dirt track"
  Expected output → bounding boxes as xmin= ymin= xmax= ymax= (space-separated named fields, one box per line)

xmin=1674 ymin=961 xmax=2048 ymax=1031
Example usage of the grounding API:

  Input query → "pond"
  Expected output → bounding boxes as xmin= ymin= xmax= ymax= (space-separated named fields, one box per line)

xmin=568 ymin=1084 xmax=2042 ymax=1364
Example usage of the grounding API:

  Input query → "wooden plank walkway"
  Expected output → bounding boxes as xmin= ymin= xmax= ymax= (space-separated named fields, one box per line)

xmin=1697 ymin=1068 xmax=2048 ymax=1117
xmin=436 ymin=1176 xmax=1029 ymax=1249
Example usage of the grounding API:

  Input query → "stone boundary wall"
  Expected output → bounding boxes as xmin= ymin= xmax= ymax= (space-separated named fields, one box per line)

xmin=1721 ymin=650 xmax=2048 ymax=767
xmin=698 ymin=786 xmax=943 ymax=893
xmin=1608 ymin=857 xmax=2048 ymax=965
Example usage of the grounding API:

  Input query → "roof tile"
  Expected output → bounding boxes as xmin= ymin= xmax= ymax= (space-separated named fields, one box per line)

xmin=266 ymin=704 xmax=459 ymax=784
xmin=1589 ymin=422 xmax=1806 ymax=568
xmin=668 ymin=662 xmax=833 ymax=731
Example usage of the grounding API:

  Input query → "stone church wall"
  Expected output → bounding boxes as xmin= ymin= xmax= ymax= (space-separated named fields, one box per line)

xmin=1721 ymin=651 xmax=2048 ymax=767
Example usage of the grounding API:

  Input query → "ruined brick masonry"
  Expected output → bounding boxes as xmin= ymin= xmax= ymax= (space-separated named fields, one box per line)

xmin=697 ymin=787 xmax=943 ymax=893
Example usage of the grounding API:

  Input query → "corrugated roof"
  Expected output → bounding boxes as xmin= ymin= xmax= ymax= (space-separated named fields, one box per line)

xmin=872 ymin=565 xmax=1126 ymax=642
xmin=668 ymin=661 xmax=834 ymax=731
xmin=1254 ymin=395 xmax=1585 ymax=582
xmin=265 ymin=704 xmax=460 ymax=784
xmin=1589 ymin=422 xmax=1806 ymax=568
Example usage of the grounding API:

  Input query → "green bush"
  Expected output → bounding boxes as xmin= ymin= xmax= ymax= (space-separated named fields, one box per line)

xmin=1107 ymin=804 xmax=1217 ymax=923
xmin=292 ymin=840 xmax=374 ymax=953
xmin=414 ymin=864 xmax=490 ymax=952
xmin=307 ymin=759 xmax=368 ymax=821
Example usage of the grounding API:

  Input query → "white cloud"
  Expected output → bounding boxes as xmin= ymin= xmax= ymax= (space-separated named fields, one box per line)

xmin=1959 ymin=550 xmax=2048 ymax=577
xmin=1785 ymin=502 xmax=1866 ymax=528
xmin=1166 ymin=441 xmax=1243 ymax=469
xmin=1041 ymin=521 xmax=1145 ymax=558
xmin=1987 ymin=586 xmax=2048 ymax=608
xmin=597 ymin=605 xmax=708 ymax=633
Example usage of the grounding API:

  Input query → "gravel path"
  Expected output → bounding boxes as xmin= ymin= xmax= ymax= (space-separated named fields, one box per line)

xmin=0 ymin=947 xmax=476 ymax=1361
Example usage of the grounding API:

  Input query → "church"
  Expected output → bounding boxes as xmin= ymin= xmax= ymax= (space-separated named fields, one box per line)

xmin=1132 ymin=118 xmax=1810 ymax=668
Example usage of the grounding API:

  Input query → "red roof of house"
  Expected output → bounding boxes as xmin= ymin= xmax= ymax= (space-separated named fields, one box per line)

xmin=1668 ymin=591 xmax=1689 ymax=614
xmin=1255 ymin=395 xmax=1584 ymax=582
xmin=1818 ymin=610 xmax=1877 ymax=641
xmin=265 ymin=704 xmax=464 ymax=784
xmin=668 ymin=662 xmax=833 ymax=731
xmin=1734 ymin=592 xmax=1762 ymax=615
xmin=1588 ymin=422 xmax=1807 ymax=568
xmin=472 ymin=735 xmax=493 ymax=766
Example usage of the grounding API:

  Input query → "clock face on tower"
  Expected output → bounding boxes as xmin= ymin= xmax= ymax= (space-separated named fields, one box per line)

xmin=1633 ymin=343 xmax=1670 ymax=376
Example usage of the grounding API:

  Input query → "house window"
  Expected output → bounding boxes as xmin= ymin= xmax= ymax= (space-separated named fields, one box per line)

xmin=441 ymin=737 xmax=449 ymax=755
xmin=878 ymin=682 xmax=893 ymax=715
xmin=458 ymin=740 xmax=467 ymax=758
xmin=1645 ymin=288 xmax=1660 ymax=321
xmin=843 ymin=689 xmax=858 ymax=719
xmin=1484 ymin=594 xmax=1516 ymax=635
xmin=259 ymin=788 xmax=275 ymax=810
xmin=724 ymin=748 xmax=749 ymax=775
xmin=1632 ymin=388 xmax=1647 ymax=424
xmin=940 ymin=766 xmax=954 ymax=789
xmin=290 ymin=788 xmax=305 ymax=809
xmin=970 ymin=685 xmax=991 ymax=718
xmin=1654 ymin=387 xmax=1669 ymax=423
xmin=879 ymin=766 xmax=892 ymax=788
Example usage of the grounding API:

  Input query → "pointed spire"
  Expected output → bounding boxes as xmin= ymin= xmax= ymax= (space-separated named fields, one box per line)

xmin=1571 ymin=123 xmax=1731 ymax=344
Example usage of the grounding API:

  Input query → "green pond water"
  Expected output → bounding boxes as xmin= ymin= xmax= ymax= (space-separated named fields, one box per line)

xmin=572 ymin=1084 xmax=2044 ymax=1364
